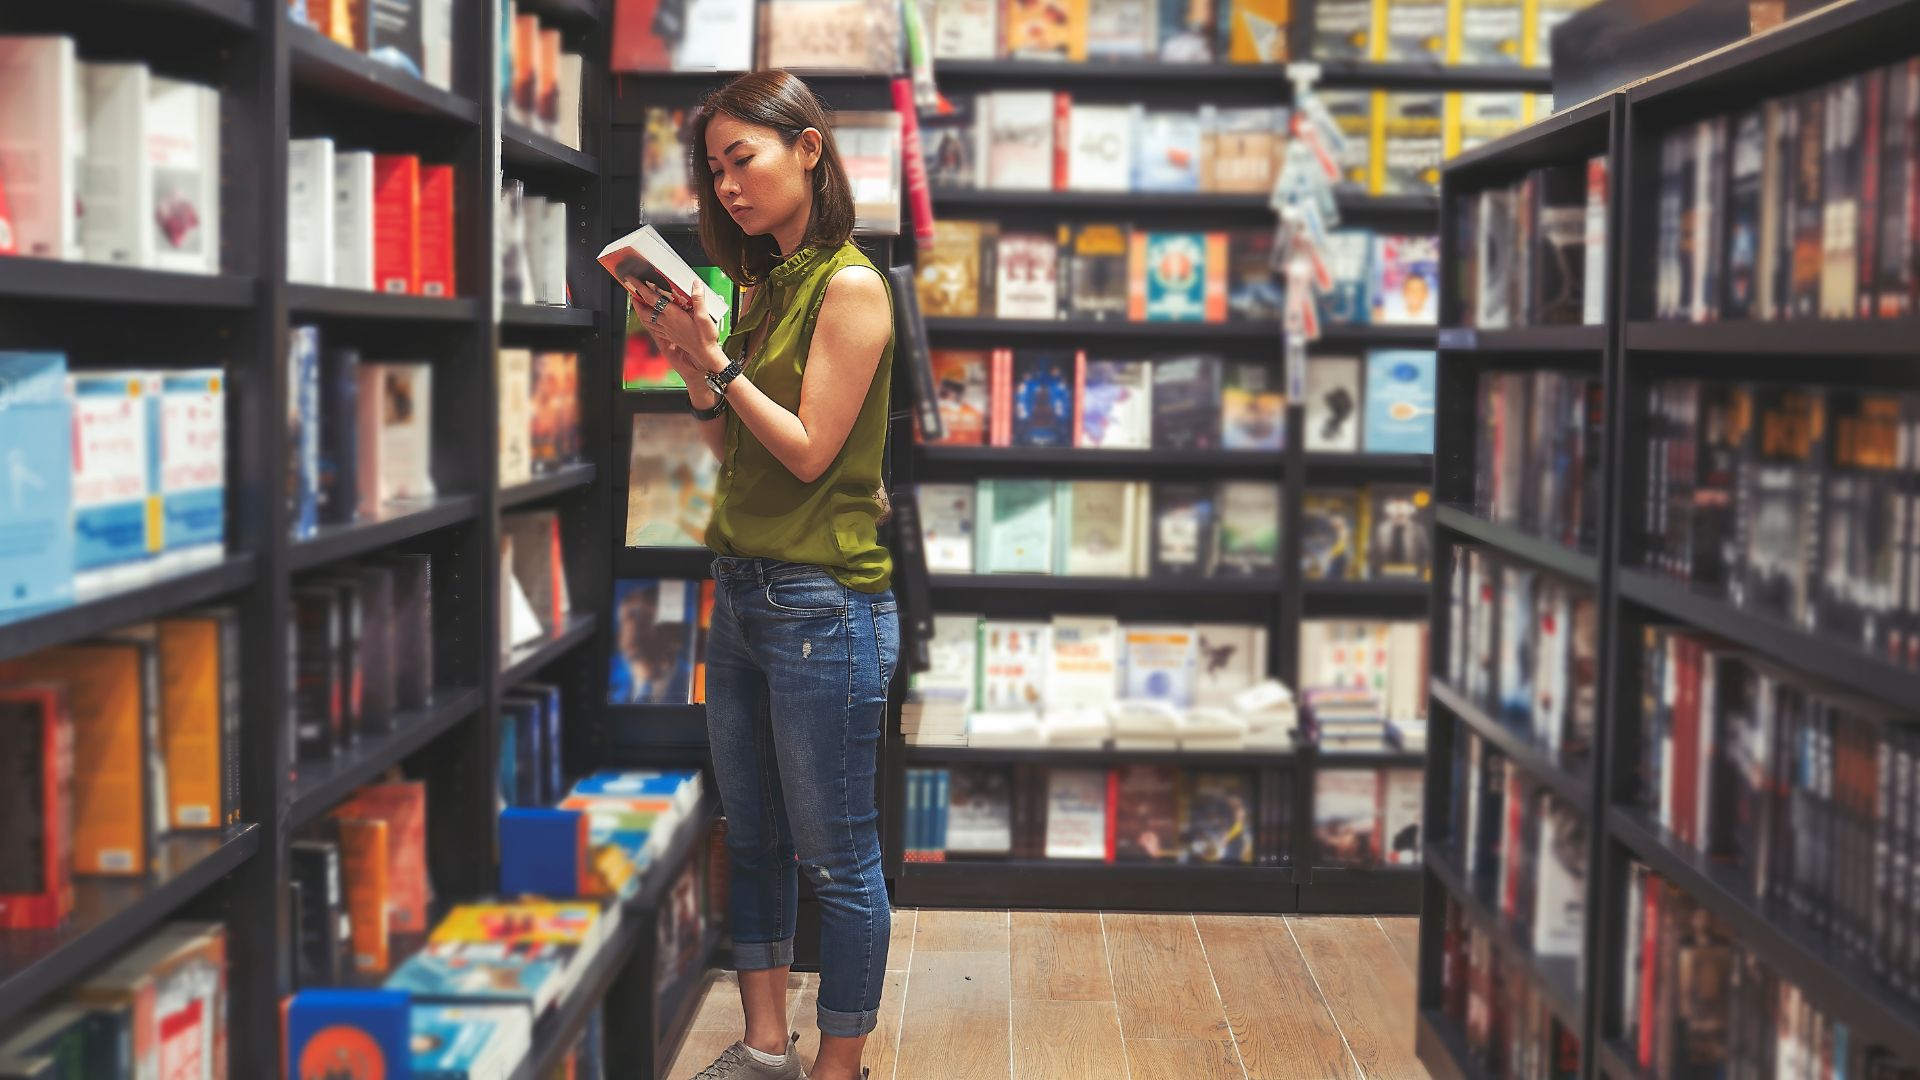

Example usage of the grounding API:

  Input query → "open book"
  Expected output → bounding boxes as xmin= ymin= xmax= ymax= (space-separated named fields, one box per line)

xmin=597 ymin=224 xmax=731 ymax=327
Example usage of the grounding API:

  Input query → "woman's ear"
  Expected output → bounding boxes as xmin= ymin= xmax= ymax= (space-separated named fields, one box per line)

xmin=797 ymin=126 xmax=824 ymax=171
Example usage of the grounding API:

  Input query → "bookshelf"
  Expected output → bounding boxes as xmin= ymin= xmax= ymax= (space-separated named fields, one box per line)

xmin=0 ymin=0 xmax=718 ymax=1074
xmin=1418 ymin=2 xmax=1920 ymax=1077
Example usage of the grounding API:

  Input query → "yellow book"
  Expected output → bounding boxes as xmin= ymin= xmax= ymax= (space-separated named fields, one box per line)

xmin=430 ymin=900 xmax=604 ymax=947
xmin=916 ymin=220 xmax=988 ymax=318
xmin=1005 ymin=0 xmax=1091 ymax=60
xmin=1225 ymin=0 xmax=1289 ymax=62
xmin=1377 ymin=91 xmax=1445 ymax=196
xmin=157 ymin=615 xmax=228 ymax=831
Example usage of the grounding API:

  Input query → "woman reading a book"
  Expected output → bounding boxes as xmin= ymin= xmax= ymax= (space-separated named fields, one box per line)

xmin=620 ymin=70 xmax=897 ymax=1080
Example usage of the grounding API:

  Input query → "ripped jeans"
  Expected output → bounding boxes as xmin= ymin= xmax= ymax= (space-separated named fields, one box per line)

xmin=705 ymin=556 xmax=898 ymax=1038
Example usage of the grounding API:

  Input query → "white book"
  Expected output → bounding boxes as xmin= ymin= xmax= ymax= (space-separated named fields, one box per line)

xmin=157 ymin=369 xmax=226 ymax=570
xmin=523 ymin=195 xmax=553 ymax=304
xmin=0 ymin=36 xmax=80 ymax=260
xmin=1109 ymin=699 xmax=1181 ymax=740
xmin=1054 ymin=479 xmax=1137 ymax=577
xmin=356 ymin=362 xmax=436 ymax=515
xmin=1122 ymin=625 xmax=1198 ymax=708
xmin=977 ymin=619 xmax=1049 ymax=712
xmin=1381 ymin=768 xmax=1423 ymax=865
xmin=1044 ymin=769 xmax=1109 ymax=859
xmin=498 ymin=347 xmax=533 ymax=488
xmin=967 ymin=711 xmax=1044 ymax=748
xmin=1047 ymin=615 xmax=1120 ymax=711
xmin=69 ymin=370 xmax=161 ymax=592
xmin=1040 ymin=708 xmax=1111 ymax=747
xmin=504 ymin=536 xmax=547 ymax=648
xmin=1532 ymin=794 xmax=1586 ymax=957
xmin=1177 ymin=707 xmax=1247 ymax=749
xmin=538 ymin=199 xmax=567 ymax=305
xmin=1193 ymin=623 xmax=1266 ymax=707
xmin=916 ymin=482 xmax=975 ymax=573
xmin=333 ymin=151 xmax=376 ymax=290
xmin=145 ymin=76 xmax=220 ymax=274
xmin=1065 ymin=105 xmax=1134 ymax=192
xmin=422 ymin=0 xmax=453 ymax=90
xmin=1386 ymin=621 xmax=1426 ymax=722
xmin=982 ymin=91 xmax=1055 ymax=191
xmin=555 ymin=54 xmax=583 ymax=150
xmin=674 ymin=0 xmax=757 ymax=71
xmin=908 ymin=613 xmax=979 ymax=714
xmin=932 ymin=0 xmax=999 ymax=59
xmin=597 ymin=224 xmax=731 ymax=326
xmin=287 ymin=137 xmax=336 ymax=286
xmin=1582 ymin=156 xmax=1607 ymax=325
xmin=79 ymin=62 xmax=151 ymax=268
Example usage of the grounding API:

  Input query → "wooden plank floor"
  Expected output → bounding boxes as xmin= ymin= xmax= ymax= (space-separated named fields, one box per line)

xmin=664 ymin=913 xmax=1429 ymax=1080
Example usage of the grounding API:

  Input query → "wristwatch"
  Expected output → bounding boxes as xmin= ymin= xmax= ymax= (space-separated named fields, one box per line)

xmin=704 ymin=355 xmax=746 ymax=398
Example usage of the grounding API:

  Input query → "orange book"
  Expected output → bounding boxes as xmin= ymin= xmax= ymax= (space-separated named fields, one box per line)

xmin=1127 ymin=231 xmax=1149 ymax=321
xmin=537 ymin=28 xmax=563 ymax=134
xmin=371 ymin=154 xmax=420 ymax=295
xmin=334 ymin=781 xmax=430 ymax=936
xmin=156 ymin=616 xmax=227 ymax=832
xmin=306 ymin=0 xmax=356 ymax=47
xmin=1204 ymin=231 xmax=1230 ymax=321
xmin=513 ymin=14 xmax=539 ymax=126
xmin=693 ymin=580 xmax=716 ymax=704
xmin=417 ymin=163 xmax=456 ymax=298
xmin=1 ymin=643 xmax=154 ymax=876
xmin=337 ymin=817 xmax=392 ymax=975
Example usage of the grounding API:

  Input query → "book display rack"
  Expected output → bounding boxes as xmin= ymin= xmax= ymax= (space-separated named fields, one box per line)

xmin=1418 ymin=1 xmax=1920 ymax=1075
xmin=0 ymin=0 xmax=718 ymax=1074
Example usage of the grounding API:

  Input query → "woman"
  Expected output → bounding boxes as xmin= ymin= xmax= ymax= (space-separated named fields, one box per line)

xmin=626 ymin=70 xmax=897 ymax=1080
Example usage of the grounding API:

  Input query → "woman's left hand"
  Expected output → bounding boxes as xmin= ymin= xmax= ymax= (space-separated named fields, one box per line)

xmin=627 ymin=278 xmax=723 ymax=374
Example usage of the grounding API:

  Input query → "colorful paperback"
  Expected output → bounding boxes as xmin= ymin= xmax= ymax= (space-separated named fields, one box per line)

xmin=607 ymin=578 xmax=697 ymax=704
xmin=1362 ymin=350 xmax=1436 ymax=453
xmin=412 ymin=1004 xmax=532 ymax=1080
xmin=1010 ymin=352 xmax=1076 ymax=447
xmin=1370 ymin=234 xmax=1439 ymax=324
xmin=287 ymin=989 xmax=410 ymax=1080
xmin=625 ymin=414 xmax=719 ymax=547
xmin=1130 ymin=232 xmax=1226 ymax=322
xmin=1221 ymin=363 xmax=1284 ymax=450
xmin=1122 ymin=625 xmax=1197 ymax=706
xmin=1075 ymin=359 xmax=1152 ymax=449
xmin=0 ymin=352 xmax=73 ymax=614
xmin=159 ymin=370 xmax=225 ymax=567
xmin=929 ymin=350 xmax=990 ymax=445
xmin=69 ymin=371 xmax=160 ymax=588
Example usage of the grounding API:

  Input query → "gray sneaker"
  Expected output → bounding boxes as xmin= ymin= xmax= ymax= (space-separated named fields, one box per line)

xmin=691 ymin=1034 xmax=807 ymax=1080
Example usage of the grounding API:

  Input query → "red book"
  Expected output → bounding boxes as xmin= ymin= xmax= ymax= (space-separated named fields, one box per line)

xmin=417 ymin=164 xmax=456 ymax=298
xmin=334 ymin=782 xmax=430 ymax=937
xmin=372 ymin=155 xmax=421 ymax=295
xmin=610 ymin=0 xmax=671 ymax=71
xmin=1203 ymin=230 xmax=1230 ymax=322
xmin=1053 ymin=91 xmax=1071 ymax=191
xmin=1636 ymin=880 xmax=1661 ymax=1069
xmin=0 ymin=167 xmax=15 ymax=255
xmin=1104 ymin=769 xmax=1119 ymax=864
xmin=0 ymin=685 xmax=73 ymax=929
xmin=891 ymin=80 xmax=936 ymax=246
xmin=1861 ymin=68 xmax=1884 ymax=320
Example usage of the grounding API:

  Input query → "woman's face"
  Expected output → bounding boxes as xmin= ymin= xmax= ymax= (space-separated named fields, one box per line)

xmin=705 ymin=114 xmax=820 ymax=238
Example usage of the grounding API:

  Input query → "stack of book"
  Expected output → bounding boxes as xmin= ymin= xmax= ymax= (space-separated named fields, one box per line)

xmin=1313 ymin=766 xmax=1425 ymax=867
xmin=1301 ymin=353 xmax=1439 ymax=456
xmin=496 ymin=349 xmax=584 ymax=489
xmin=917 ymin=477 xmax=1282 ymax=580
xmin=1647 ymin=62 xmax=1919 ymax=325
xmin=1445 ymin=545 xmax=1597 ymax=764
xmin=505 ymin=4 xmax=587 ymax=148
xmin=0 ymin=353 xmax=226 ymax=612
xmin=607 ymin=579 xmax=715 ymax=705
xmin=0 ymin=38 xmax=221 ymax=273
xmin=637 ymin=107 xmax=903 ymax=234
xmin=906 ymin=614 xmax=1284 ymax=749
xmin=290 ymin=556 xmax=435 ymax=766
xmin=902 ymin=764 xmax=1294 ymax=866
xmin=500 ymin=768 xmax=706 ymax=900
xmin=498 ymin=179 xmax=570 ymax=306
xmin=1301 ymin=485 xmax=1437 ymax=582
xmin=1472 ymin=369 xmax=1605 ymax=553
xmin=502 ymin=509 xmax=574 ymax=657
xmin=1455 ymin=157 xmax=1608 ymax=329
xmin=0 ymin=614 xmax=244 ymax=927
xmin=290 ymin=0 xmax=455 ymax=90
xmin=1302 ymin=688 xmax=1391 ymax=751
xmin=0 ymin=922 xmax=228 ymax=1078
xmin=287 ymin=142 xmax=457 ymax=296
xmin=286 ymin=988 xmax=537 ymax=1080
xmin=290 ymin=781 xmax=432 ymax=986
xmin=286 ymin=327 xmax=437 ymax=539
xmin=1298 ymin=618 xmax=1430 ymax=724
xmin=1436 ymin=897 xmax=1582 ymax=1078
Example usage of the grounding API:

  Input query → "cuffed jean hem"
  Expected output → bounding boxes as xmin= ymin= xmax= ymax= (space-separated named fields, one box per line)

xmin=817 ymin=1002 xmax=880 ymax=1039
xmin=732 ymin=937 xmax=796 ymax=971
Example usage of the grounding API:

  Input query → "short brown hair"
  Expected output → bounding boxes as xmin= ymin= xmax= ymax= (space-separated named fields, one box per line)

xmin=690 ymin=71 xmax=856 ymax=285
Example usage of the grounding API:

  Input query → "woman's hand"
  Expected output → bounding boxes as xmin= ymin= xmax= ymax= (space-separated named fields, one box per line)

xmin=626 ymin=277 xmax=724 ymax=376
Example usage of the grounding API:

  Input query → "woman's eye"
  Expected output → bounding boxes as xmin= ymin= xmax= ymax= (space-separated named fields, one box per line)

xmin=734 ymin=156 xmax=752 ymax=168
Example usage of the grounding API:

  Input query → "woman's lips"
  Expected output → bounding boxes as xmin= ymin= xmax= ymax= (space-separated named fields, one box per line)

xmin=728 ymin=204 xmax=751 ymax=218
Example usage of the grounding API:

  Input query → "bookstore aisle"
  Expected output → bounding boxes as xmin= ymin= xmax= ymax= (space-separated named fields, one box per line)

xmin=666 ymin=911 xmax=1428 ymax=1080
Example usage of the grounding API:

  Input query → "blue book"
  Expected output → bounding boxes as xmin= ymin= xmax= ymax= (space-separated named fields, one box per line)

xmin=499 ymin=808 xmax=589 ymax=898
xmin=412 ymin=1004 xmax=531 ymax=1080
xmin=500 ymin=700 xmax=542 ymax=807
xmin=0 ymin=352 xmax=74 ymax=615
xmin=1009 ymin=352 xmax=1075 ymax=449
xmin=1362 ymin=350 xmax=1437 ymax=454
xmin=571 ymin=769 xmax=700 ymax=806
xmin=508 ymin=682 xmax=564 ymax=803
xmin=497 ymin=713 xmax=518 ymax=814
xmin=385 ymin=940 xmax=572 ymax=1015
xmin=933 ymin=770 xmax=950 ymax=851
xmin=606 ymin=579 xmax=697 ymax=704
xmin=1132 ymin=111 xmax=1203 ymax=191
xmin=158 ymin=370 xmax=226 ymax=569
xmin=286 ymin=989 xmax=413 ymax=1080
xmin=317 ymin=347 xmax=360 ymax=526
xmin=69 ymin=370 xmax=162 ymax=588
xmin=289 ymin=326 xmax=321 ymax=539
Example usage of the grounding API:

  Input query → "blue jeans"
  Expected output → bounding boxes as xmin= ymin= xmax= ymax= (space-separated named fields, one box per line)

xmin=705 ymin=556 xmax=897 ymax=1038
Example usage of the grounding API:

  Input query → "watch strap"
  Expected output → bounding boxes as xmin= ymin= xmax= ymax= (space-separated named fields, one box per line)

xmin=689 ymin=396 xmax=728 ymax=421
xmin=705 ymin=355 xmax=746 ymax=397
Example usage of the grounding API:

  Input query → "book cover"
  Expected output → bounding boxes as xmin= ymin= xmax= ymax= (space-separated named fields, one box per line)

xmin=1123 ymin=624 xmax=1198 ymax=705
xmin=639 ymin=106 xmax=698 ymax=223
xmin=1044 ymin=768 xmax=1109 ymax=859
xmin=1321 ymin=230 xmax=1374 ymax=327
xmin=1304 ymin=356 xmax=1362 ymax=452
xmin=1877 ymin=59 xmax=1917 ymax=318
xmin=291 ymin=586 xmax=342 ymax=761
xmin=934 ymin=0 xmax=1003 ymax=57
xmin=371 ymin=154 xmax=421 ymax=295
xmin=613 ymin=0 xmax=674 ymax=70
xmin=608 ymin=579 xmax=697 ymax=704
xmin=1313 ymin=768 xmax=1381 ymax=868
xmin=1214 ymin=480 xmax=1281 ymax=578
xmin=1226 ymin=0 xmax=1288 ymax=60
xmin=354 ymin=566 xmax=395 ymax=736
xmin=1221 ymin=362 xmax=1285 ymax=450
xmin=1112 ymin=764 xmax=1180 ymax=860
xmin=356 ymin=362 xmax=436 ymax=513
xmin=1076 ymin=359 xmax=1152 ymax=449
xmin=1151 ymin=354 xmax=1223 ymax=450
xmin=1532 ymin=794 xmax=1586 ymax=956
xmin=336 ymin=782 xmax=430 ymax=936
xmin=994 ymin=231 xmax=1059 ymax=319
xmin=1055 ymin=480 xmax=1138 ymax=577
xmin=1724 ymin=111 xmax=1765 ymax=320
xmin=1010 ymin=351 xmax=1076 ymax=447
xmin=928 ymin=350 xmax=991 ymax=445
xmin=1363 ymin=350 xmax=1436 ymax=454
xmin=497 ymin=347 xmax=532 ymax=488
xmin=418 ymin=162 xmax=456 ymax=298
xmin=0 ymin=37 xmax=79 ymax=260
xmin=1063 ymin=223 xmax=1131 ymax=320
xmin=332 ymin=150 xmax=375 ymax=290
xmin=1311 ymin=0 xmax=1372 ymax=58
xmin=1156 ymin=0 xmax=1214 ymax=59
xmin=674 ymin=0 xmax=758 ymax=71
xmin=917 ymin=219 xmax=991 ymax=318
xmin=1366 ymin=486 xmax=1432 ymax=580
xmin=0 ymin=352 xmax=74 ymax=614
xmin=1087 ymin=0 xmax=1155 ymax=55
xmin=0 ymin=686 xmax=73 ymax=929
xmin=145 ymin=76 xmax=220 ymax=274
xmin=759 ymin=0 xmax=902 ymax=74
xmin=1476 ymin=185 xmax=1515 ymax=327
xmin=154 ymin=615 xmax=229 ymax=831
xmin=1789 ymin=89 xmax=1824 ymax=319
xmin=336 ymin=816 xmax=392 ymax=976
xmin=1046 ymin=614 xmax=1121 ymax=709
xmin=1006 ymin=0 xmax=1089 ymax=59
xmin=946 ymin=767 xmax=1014 ymax=855
xmin=504 ymin=510 xmax=566 ymax=635
xmin=290 ymin=840 xmax=351 ymax=987
xmin=72 ymin=922 xmax=226 ymax=1080
xmin=834 ymin=109 xmax=905 ymax=235
xmin=624 ymin=414 xmax=719 ymax=547
xmin=1446 ymin=91 xmax=1528 ymax=158
xmin=1378 ymin=91 xmax=1444 ymax=196
xmin=530 ymin=350 xmax=581 ymax=472
xmin=1383 ymin=0 xmax=1445 ymax=61
xmin=1584 ymin=156 xmax=1609 ymax=324
xmin=1447 ymin=0 xmax=1522 ymax=65
xmin=69 ymin=371 xmax=160 ymax=589
xmin=1063 ymin=106 xmax=1133 ymax=193
xmin=1370 ymin=234 xmax=1439 ymax=324
xmin=157 ymin=370 xmax=224 ymax=568
xmin=917 ymin=483 xmax=975 ymax=573
xmin=983 ymin=91 xmax=1055 ymax=190
xmin=411 ymin=1004 xmax=532 ymax=1080
xmin=921 ymin=91 xmax=978 ymax=190
xmin=1204 ymin=107 xmax=1280 ymax=194
xmin=1821 ymin=76 xmax=1863 ymax=320
xmin=81 ymin=62 xmax=153 ymax=269
xmin=977 ymin=619 xmax=1049 ymax=711
xmin=1302 ymin=490 xmax=1361 ymax=580
xmin=383 ymin=940 xmax=572 ymax=1015
xmin=1134 ymin=229 xmax=1226 ymax=322
xmin=979 ymin=478 xmax=1055 ymax=574
xmin=1132 ymin=110 xmax=1203 ymax=192
xmin=1194 ymin=623 xmax=1265 ymax=706
xmin=1381 ymin=767 xmax=1424 ymax=864
xmin=1226 ymin=228 xmax=1285 ymax=321
xmin=1186 ymin=771 xmax=1255 ymax=864
xmin=1321 ymin=90 xmax=1375 ymax=194
xmin=598 ymin=224 xmax=733 ymax=327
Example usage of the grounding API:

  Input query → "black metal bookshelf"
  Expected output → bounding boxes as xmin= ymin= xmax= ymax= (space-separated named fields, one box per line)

xmin=1418 ymin=3 xmax=1920 ymax=1077
xmin=0 ymin=0 xmax=728 ymax=1073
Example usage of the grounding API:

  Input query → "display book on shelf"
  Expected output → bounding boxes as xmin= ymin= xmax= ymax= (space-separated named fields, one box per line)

xmin=1419 ymin=6 xmax=1920 ymax=1079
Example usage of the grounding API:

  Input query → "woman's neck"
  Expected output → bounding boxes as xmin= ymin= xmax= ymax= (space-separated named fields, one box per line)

xmin=770 ymin=198 xmax=813 ymax=260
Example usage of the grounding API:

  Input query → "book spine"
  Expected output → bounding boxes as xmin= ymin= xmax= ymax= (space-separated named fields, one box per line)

xmin=892 ymin=80 xmax=937 ymax=246
xmin=1053 ymin=91 xmax=1071 ymax=191
xmin=417 ymin=163 xmax=456 ymax=298
xmin=372 ymin=154 xmax=421 ymax=295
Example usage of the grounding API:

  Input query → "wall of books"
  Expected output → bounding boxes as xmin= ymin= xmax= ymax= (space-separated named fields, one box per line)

xmin=1418 ymin=3 xmax=1920 ymax=1078
xmin=0 ymin=0 xmax=732 ymax=1075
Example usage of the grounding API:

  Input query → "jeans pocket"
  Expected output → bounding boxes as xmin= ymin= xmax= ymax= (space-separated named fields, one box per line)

xmin=764 ymin=569 xmax=846 ymax=617
xmin=872 ymin=601 xmax=899 ymax=688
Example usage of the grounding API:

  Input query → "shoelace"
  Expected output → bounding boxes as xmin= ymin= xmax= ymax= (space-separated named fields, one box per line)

xmin=692 ymin=1043 xmax=754 ymax=1080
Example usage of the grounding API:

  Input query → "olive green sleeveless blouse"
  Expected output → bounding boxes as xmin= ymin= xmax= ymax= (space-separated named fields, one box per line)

xmin=706 ymin=241 xmax=895 ymax=592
